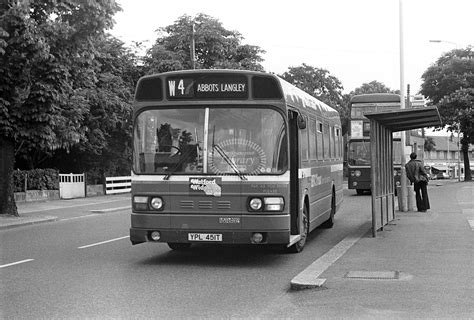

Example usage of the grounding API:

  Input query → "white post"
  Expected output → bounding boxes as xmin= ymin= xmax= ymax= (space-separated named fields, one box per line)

xmin=457 ymin=129 xmax=461 ymax=181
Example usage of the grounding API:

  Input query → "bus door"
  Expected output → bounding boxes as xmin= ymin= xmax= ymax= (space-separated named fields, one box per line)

xmin=288 ymin=110 xmax=300 ymax=234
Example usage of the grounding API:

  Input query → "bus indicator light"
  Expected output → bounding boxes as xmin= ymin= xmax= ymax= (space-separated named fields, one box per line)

xmin=134 ymin=196 xmax=148 ymax=203
xmin=133 ymin=196 xmax=149 ymax=211
xmin=264 ymin=197 xmax=284 ymax=211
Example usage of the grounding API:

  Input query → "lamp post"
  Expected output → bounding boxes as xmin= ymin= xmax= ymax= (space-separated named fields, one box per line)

xmin=429 ymin=39 xmax=458 ymax=49
xmin=399 ymin=0 xmax=408 ymax=212
xmin=190 ymin=22 xmax=196 ymax=69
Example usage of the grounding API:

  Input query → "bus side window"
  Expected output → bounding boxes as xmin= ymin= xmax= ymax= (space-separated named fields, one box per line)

xmin=336 ymin=128 xmax=341 ymax=159
xmin=310 ymin=119 xmax=317 ymax=160
xmin=300 ymin=115 xmax=309 ymax=162
xmin=317 ymin=122 xmax=323 ymax=160
xmin=331 ymin=126 xmax=336 ymax=159
xmin=323 ymin=123 xmax=329 ymax=159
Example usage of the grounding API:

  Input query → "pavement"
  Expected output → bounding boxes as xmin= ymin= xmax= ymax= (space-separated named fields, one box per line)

xmin=2 ymin=180 xmax=473 ymax=317
xmin=0 ymin=194 xmax=130 ymax=230
xmin=277 ymin=179 xmax=474 ymax=319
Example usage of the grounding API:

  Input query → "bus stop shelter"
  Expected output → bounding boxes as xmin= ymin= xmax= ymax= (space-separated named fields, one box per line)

xmin=364 ymin=107 xmax=442 ymax=237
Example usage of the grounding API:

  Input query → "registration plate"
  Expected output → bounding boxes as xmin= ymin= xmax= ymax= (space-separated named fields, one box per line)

xmin=188 ymin=233 xmax=222 ymax=242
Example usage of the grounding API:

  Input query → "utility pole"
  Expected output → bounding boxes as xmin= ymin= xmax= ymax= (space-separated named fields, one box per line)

xmin=399 ymin=0 xmax=408 ymax=212
xmin=190 ymin=22 xmax=196 ymax=69
xmin=406 ymin=84 xmax=411 ymax=147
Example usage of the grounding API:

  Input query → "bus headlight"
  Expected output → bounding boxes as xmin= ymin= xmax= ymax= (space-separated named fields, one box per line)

xmin=249 ymin=198 xmax=263 ymax=211
xmin=150 ymin=197 xmax=164 ymax=210
xmin=351 ymin=170 xmax=361 ymax=177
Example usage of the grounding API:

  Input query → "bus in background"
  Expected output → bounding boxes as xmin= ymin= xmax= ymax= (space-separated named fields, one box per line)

xmin=347 ymin=94 xmax=402 ymax=195
xmin=130 ymin=69 xmax=344 ymax=253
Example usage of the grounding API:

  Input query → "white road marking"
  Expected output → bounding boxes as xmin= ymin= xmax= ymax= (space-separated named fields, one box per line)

xmin=461 ymin=209 xmax=474 ymax=231
xmin=90 ymin=206 xmax=131 ymax=213
xmin=61 ymin=213 xmax=101 ymax=222
xmin=20 ymin=198 xmax=130 ymax=214
xmin=0 ymin=259 xmax=34 ymax=269
xmin=290 ymin=225 xmax=370 ymax=289
xmin=468 ymin=220 xmax=474 ymax=231
xmin=78 ymin=236 xmax=130 ymax=249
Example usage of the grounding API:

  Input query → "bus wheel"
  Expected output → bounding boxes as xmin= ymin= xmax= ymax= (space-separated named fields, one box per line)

xmin=287 ymin=205 xmax=309 ymax=253
xmin=167 ymin=243 xmax=192 ymax=251
xmin=321 ymin=191 xmax=336 ymax=228
xmin=356 ymin=189 xmax=365 ymax=195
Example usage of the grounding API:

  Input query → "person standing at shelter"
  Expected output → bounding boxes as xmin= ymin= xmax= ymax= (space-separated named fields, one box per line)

xmin=405 ymin=152 xmax=430 ymax=212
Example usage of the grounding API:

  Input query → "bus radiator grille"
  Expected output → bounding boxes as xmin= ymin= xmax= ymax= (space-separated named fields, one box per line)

xmin=180 ymin=200 xmax=194 ymax=209
xmin=179 ymin=200 xmax=231 ymax=210
xmin=198 ymin=201 xmax=213 ymax=209
xmin=217 ymin=201 xmax=231 ymax=209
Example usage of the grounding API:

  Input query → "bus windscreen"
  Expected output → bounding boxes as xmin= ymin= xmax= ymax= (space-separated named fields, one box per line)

xmin=348 ymin=140 xmax=402 ymax=166
xmin=133 ymin=107 xmax=288 ymax=175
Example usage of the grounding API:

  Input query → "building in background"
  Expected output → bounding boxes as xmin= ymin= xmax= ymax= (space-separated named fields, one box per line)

xmin=423 ymin=135 xmax=473 ymax=180
xmin=406 ymin=95 xmax=473 ymax=180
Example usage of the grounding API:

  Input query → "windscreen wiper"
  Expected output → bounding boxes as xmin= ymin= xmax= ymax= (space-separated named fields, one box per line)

xmin=212 ymin=143 xmax=247 ymax=181
xmin=163 ymin=148 xmax=194 ymax=180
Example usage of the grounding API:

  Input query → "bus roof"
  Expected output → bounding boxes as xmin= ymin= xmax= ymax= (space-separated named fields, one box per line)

xmin=134 ymin=69 xmax=339 ymax=119
xmin=277 ymin=77 xmax=338 ymax=116
xmin=351 ymin=93 xmax=400 ymax=104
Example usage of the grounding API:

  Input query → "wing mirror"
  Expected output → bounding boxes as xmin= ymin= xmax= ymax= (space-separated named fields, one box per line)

xmin=297 ymin=115 xmax=306 ymax=129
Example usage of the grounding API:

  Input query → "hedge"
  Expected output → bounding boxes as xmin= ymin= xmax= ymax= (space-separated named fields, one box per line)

xmin=13 ymin=169 xmax=60 ymax=192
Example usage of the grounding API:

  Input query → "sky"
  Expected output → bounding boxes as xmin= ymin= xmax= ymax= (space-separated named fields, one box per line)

xmin=111 ymin=0 xmax=473 ymax=95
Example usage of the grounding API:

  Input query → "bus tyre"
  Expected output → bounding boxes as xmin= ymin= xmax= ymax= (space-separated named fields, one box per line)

xmin=321 ymin=191 xmax=336 ymax=228
xmin=287 ymin=205 xmax=309 ymax=253
xmin=167 ymin=242 xmax=192 ymax=251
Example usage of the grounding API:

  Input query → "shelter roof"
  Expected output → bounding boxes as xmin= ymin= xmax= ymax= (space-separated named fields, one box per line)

xmin=364 ymin=107 xmax=442 ymax=132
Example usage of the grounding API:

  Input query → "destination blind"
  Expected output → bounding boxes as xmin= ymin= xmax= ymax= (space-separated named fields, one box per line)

xmin=167 ymin=75 xmax=248 ymax=99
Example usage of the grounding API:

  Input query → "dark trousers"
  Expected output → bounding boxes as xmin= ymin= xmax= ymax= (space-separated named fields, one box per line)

xmin=414 ymin=181 xmax=430 ymax=211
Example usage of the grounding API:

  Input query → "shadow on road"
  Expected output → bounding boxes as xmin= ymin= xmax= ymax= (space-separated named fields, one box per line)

xmin=136 ymin=244 xmax=291 ymax=267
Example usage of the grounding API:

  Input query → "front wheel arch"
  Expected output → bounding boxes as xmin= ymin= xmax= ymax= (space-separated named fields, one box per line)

xmin=287 ymin=200 xmax=309 ymax=253
xmin=321 ymin=186 xmax=336 ymax=228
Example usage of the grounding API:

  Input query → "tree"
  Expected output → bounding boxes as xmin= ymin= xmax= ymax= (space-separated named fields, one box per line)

xmin=424 ymin=137 xmax=436 ymax=152
xmin=352 ymin=80 xmax=397 ymax=95
xmin=0 ymin=0 xmax=120 ymax=215
xmin=41 ymin=35 xmax=138 ymax=182
xmin=144 ymin=13 xmax=265 ymax=73
xmin=420 ymin=47 xmax=473 ymax=181
xmin=279 ymin=63 xmax=348 ymax=135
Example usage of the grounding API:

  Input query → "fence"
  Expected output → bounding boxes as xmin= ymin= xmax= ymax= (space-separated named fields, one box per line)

xmin=59 ymin=173 xmax=85 ymax=199
xmin=105 ymin=176 xmax=131 ymax=195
